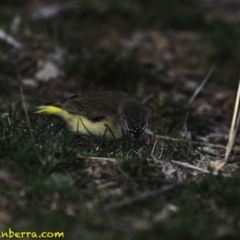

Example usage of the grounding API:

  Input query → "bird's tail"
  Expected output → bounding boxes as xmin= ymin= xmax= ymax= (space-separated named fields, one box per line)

xmin=23 ymin=106 xmax=41 ymax=113
xmin=21 ymin=105 xmax=63 ymax=115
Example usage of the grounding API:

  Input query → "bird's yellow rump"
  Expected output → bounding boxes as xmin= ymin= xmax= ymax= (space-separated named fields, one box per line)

xmin=35 ymin=105 xmax=122 ymax=139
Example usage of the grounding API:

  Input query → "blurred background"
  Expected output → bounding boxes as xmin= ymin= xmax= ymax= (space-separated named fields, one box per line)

xmin=0 ymin=0 xmax=239 ymax=104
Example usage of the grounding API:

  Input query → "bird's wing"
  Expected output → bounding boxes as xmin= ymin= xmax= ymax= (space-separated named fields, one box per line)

xmin=46 ymin=92 xmax=128 ymax=122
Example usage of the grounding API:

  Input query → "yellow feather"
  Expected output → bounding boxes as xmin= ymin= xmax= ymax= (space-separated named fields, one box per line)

xmin=35 ymin=106 xmax=122 ymax=139
xmin=36 ymin=106 xmax=63 ymax=114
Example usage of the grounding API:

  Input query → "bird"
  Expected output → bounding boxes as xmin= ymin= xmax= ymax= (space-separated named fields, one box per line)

xmin=26 ymin=91 xmax=149 ymax=142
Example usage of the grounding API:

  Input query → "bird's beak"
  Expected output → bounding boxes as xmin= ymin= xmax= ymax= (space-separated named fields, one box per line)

xmin=131 ymin=132 xmax=144 ymax=142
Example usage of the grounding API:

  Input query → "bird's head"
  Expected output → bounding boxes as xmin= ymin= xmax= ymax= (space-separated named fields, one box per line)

xmin=118 ymin=99 xmax=148 ymax=141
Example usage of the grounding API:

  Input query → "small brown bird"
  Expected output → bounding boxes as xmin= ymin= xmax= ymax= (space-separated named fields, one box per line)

xmin=28 ymin=91 xmax=148 ymax=141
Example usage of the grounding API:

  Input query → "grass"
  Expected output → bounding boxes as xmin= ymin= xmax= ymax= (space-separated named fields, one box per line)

xmin=1 ymin=102 xmax=240 ymax=239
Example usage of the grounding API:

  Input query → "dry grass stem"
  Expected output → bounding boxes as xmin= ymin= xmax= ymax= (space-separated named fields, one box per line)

xmin=171 ymin=160 xmax=231 ymax=177
xmin=0 ymin=29 xmax=23 ymax=49
xmin=84 ymin=156 xmax=117 ymax=163
xmin=225 ymin=79 xmax=240 ymax=161
xmin=150 ymin=141 xmax=158 ymax=162
xmin=171 ymin=160 xmax=210 ymax=173
xmin=155 ymin=135 xmax=226 ymax=149
xmin=20 ymin=88 xmax=43 ymax=164
xmin=210 ymin=80 xmax=240 ymax=171
xmin=187 ymin=64 xmax=215 ymax=107
xmin=182 ymin=65 xmax=215 ymax=138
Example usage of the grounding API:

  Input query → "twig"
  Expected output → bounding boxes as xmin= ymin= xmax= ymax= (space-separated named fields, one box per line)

xmin=103 ymin=182 xmax=181 ymax=211
xmin=155 ymin=135 xmax=227 ymax=149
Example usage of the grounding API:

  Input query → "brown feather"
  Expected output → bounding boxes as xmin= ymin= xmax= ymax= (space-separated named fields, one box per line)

xmin=46 ymin=91 xmax=129 ymax=122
